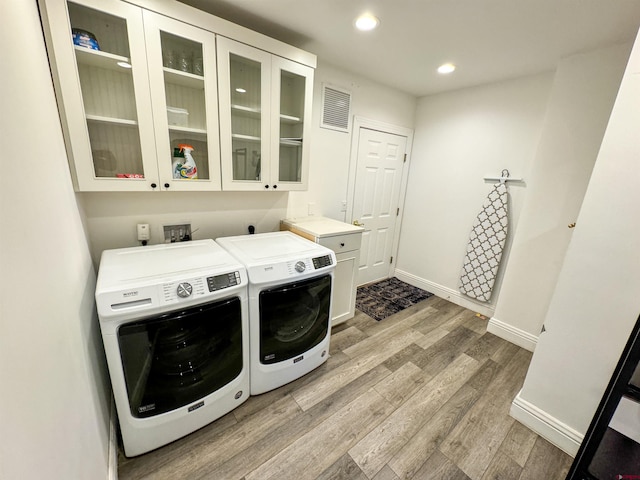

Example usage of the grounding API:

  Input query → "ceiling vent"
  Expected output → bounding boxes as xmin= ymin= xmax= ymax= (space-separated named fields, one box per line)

xmin=320 ymin=84 xmax=352 ymax=133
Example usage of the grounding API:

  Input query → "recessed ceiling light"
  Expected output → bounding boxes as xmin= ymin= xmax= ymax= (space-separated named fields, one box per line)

xmin=355 ymin=14 xmax=379 ymax=31
xmin=235 ymin=87 xmax=247 ymax=93
xmin=437 ymin=63 xmax=456 ymax=74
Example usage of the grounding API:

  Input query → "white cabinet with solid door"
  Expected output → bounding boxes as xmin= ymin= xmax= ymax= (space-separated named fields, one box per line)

xmin=40 ymin=0 xmax=221 ymax=192
xmin=217 ymin=37 xmax=313 ymax=191
xmin=143 ymin=11 xmax=221 ymax=192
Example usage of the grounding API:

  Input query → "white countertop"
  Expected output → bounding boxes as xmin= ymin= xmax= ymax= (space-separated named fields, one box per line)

xmin=281 ymin=216 xmax=364 ymax=238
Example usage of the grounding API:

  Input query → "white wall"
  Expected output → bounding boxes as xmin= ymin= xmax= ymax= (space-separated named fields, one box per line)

xmin=82 ymin=191 xmax=290 ymax=264
xmin=0 ymin=1 xmax=111 ymax=478
xmin=512 ymin=29 xmax=640 ymax=455
xmin=82 ymin=60 xmax=416 ymax=264
xmin=490 ymin=43 xmax=631 ymax=351
xmin=395 ymin=73 xmax=553 ymax=316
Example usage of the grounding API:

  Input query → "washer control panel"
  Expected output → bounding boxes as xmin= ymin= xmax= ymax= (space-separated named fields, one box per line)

xmin=162 ymin=271 xmax=241 ymax=303
xmin=207 ymin=271 xmax=241 ymax=292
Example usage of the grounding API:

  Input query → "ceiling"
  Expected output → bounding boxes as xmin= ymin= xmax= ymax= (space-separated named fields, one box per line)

xmin=178 ymin=0 xmax=640 ymax=97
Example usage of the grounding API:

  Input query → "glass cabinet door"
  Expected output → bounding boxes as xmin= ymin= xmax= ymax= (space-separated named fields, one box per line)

xmin=46 ymin=0 xmax=158 ymax=191
xmin=271 ymin=57 xmax=313 ymax=191
xmin=143 ymin=11 xmax=221 ymax=191
xmin=217 ymin=37 xmax=272 ymax=191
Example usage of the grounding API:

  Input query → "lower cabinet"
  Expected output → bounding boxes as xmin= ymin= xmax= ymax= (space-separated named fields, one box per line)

xmin=331 ymin=248 xmax=361 ymax=326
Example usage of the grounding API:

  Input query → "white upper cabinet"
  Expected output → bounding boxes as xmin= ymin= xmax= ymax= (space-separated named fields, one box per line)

xmin=271 ymin=57 xmax=314 ymax=191
xmin=143 ymin=11 xmax=221 ymax=192
xmin=40 ymin=0 xmax=315 ymax=193
xmin=217 ymin=37 xmax=272 ymax=191
xmin=217 ymin=37 xmax=313 ymax=191
xmin=41 ymin=0 xmax=158 ymax=191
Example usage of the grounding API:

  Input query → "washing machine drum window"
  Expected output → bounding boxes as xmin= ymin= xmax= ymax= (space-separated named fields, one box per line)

xmin=259 ymin=274 xmax=331 ymax=364
xmin=117 ymin=296 xmax=243 ymax=418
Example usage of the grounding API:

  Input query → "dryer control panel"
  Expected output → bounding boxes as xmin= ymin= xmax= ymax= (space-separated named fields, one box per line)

xmin=312 ymin=255 xmax=333 ymax=269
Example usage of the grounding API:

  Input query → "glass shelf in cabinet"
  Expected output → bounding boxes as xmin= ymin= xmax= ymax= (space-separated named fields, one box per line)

xmin=168 ymin=125 xmax=207 ymax=136
xmin=75 ymin=46 xmax=131 ymax=72
xmin=280 ymin=138 xmax=302 ymax=146
xmin=231 ymin=104 xmax=261 ymax=117
xmin=163 ymin=68 xmax=205 ymax=89
xmin=232 ymin=133 xmax=261 ymax=142
xmin=86 ymin=114 xmax=138 ymax=127
xmin=280 ymin=113 xmax=302 ymax=124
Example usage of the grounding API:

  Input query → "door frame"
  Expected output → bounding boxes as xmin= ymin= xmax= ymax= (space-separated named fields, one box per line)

xmin=346 ymin=116 xmax=414 ymax=284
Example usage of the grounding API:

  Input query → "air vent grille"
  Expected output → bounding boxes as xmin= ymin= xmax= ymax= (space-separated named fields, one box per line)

xmin=321 ymin=84 xmax=351 ymax=133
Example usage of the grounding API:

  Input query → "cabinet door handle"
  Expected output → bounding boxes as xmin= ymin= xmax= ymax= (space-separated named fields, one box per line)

xmin=150 ymin=183 xmax=157 ymax=189
xmin=340 ymin=243 xmax=345 ymax=247
xmin=273 ymin=185 xmax=278 ymax=189
xmin=164 ymin=183 xmax=170 ymax=188
xmin=265 ymin=184 xmax=270 ymax=189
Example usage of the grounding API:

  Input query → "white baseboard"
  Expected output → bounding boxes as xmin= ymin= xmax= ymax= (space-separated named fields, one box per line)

xmin=510 ymin=391 xmax=582 ymax=457
xmin=108 ymin=397 xmax=118 ymax=480
xmin=393 ymin=269 xmax=495 ymax=318
xmin=487 ymin=317 xmax=538 ymax=352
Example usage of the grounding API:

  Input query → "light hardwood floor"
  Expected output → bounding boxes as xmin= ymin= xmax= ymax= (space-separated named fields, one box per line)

xmin=118 ymin=296 xmax=573 ymax=480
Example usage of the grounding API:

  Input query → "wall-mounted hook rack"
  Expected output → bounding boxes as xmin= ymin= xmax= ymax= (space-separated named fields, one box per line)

xmin=484 ymin=168 xmax=524 ymax=184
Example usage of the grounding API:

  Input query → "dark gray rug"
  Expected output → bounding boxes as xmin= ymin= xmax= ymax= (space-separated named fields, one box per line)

xmin=356 ymin=277 xmax=434 ymax=321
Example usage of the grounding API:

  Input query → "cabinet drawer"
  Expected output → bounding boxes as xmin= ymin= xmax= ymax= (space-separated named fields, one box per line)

xmin=318 ymin=233 xmax=362 ymax=253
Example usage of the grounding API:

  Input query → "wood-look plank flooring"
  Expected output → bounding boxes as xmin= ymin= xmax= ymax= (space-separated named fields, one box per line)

xmin=118 ymin=296 xmax=573 ymax=480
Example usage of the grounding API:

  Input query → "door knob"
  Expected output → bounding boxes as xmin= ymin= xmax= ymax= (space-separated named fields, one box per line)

xmin=353 ymin=220 xmax=365 ymax=227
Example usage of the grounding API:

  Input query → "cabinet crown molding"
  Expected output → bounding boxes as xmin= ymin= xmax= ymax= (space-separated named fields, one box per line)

xmin=125 ymin=0 xmax=317 ymax=68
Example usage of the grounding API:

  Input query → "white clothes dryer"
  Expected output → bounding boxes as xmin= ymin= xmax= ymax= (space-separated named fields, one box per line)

xmin=95 ymin=240 xmax=249 ymax=457
xmin=216 ymin=231 xmax=336 ymax=395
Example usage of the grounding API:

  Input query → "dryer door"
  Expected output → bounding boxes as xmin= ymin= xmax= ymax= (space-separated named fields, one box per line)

xmin=118 ymin=296 xmax=243 ymax=418
xmin=258 ymin=274 xmax=331 ymax=364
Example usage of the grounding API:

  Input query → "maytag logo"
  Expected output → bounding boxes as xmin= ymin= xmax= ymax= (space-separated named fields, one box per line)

xmin=123 ymin=291 xmax=139 ymax=298
xmin=293 ymin=355 xmax=304 ymax=363
xmin=188 ymin=401 xmax=204 ymax=412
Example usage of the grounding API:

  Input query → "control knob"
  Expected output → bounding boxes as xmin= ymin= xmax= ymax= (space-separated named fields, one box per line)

xmin=176 ymin=282 xmax=193 ymax=298
xmin=294 ymin=261 xmax=306 ymax=273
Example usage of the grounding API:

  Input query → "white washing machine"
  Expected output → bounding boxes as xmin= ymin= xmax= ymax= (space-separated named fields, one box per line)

xmin=216 ymin=232 xmax=336 ymax=395
xmin=95 ymin=240 xmax=249 ymax=457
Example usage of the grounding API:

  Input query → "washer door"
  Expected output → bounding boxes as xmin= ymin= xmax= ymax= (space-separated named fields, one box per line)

xmin=259 ymin=275 xmax=331 ymax=364
xmin=118 ymin=296 xmax=243 ymax=418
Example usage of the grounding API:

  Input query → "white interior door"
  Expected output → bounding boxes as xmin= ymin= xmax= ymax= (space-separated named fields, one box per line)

xmin=351 ymin=128 xmax=407 ymax=285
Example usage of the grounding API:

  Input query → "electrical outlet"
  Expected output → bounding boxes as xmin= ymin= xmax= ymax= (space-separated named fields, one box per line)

xmin=163 ymin=224 xmax=191 ymax=243
xmin=137 ymin=223 xmax=150 ymax=241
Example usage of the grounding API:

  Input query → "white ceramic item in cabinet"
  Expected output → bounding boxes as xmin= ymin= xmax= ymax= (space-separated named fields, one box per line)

xmin=142 ymin=10 xmax=221 ymax=192
xmin=40 ymin=0 xmax=159 ymax=192
xmin=217 ymin=37 xmax=313 ymax=191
